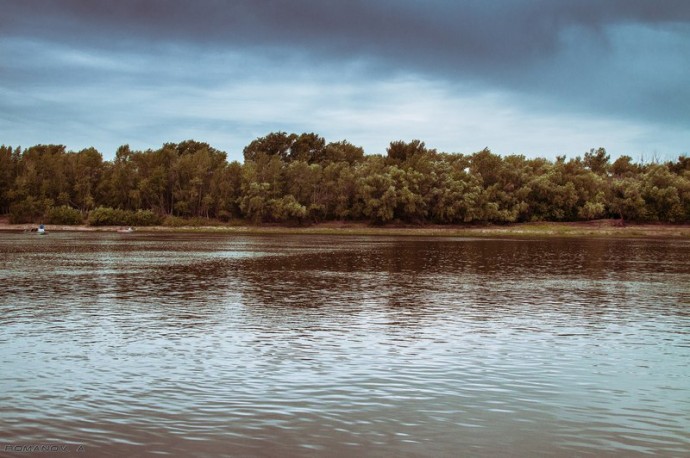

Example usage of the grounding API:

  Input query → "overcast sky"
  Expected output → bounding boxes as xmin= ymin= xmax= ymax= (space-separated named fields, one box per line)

xmin=2 ymin=0 xmax=689 ymax=161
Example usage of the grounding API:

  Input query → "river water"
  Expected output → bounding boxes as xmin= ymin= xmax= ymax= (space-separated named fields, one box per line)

xmin=0 ymin=232 xmax=688 ymax=457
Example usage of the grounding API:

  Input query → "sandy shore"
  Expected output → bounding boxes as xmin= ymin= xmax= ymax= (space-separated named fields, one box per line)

xmin=1 ymin=219 xmax=689 ymax=238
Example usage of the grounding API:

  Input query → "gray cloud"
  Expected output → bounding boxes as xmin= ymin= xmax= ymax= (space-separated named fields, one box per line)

xmin=1 ymin=1 xmax=689 ymax=157
xmin=5 ymin=1 xmax=689 ymax=57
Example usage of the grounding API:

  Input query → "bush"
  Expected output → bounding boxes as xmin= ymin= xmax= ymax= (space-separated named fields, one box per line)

xmin=130 ymin=209 xmax=162 ymax=226
xmin=9 ymin=197 xmax=50 ymax=224
xmin=162 ymin=215 xmax=186 ymax=227
xmin=162 ymin=215 xmax=215 ymax=227
xmin=88 ymin=207 xmax=163 ymax=226
xmin=88 ymin=207 xmax=130 ymax=226
xmin=268 ymin=195 xmax=307 ymax=222
xmin=217 ymin=209 xmax=232 ymax=222
xmin=46 ymin=205 xmax=83 ymax=225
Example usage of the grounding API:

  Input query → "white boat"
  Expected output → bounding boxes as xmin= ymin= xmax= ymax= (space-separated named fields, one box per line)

xmin=117 ymin=227 xmax=134 ymax=233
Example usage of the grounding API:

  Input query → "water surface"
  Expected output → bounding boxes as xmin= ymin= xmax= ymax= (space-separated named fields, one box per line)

xmin=1 ymin=232 xmax=689 ymax=457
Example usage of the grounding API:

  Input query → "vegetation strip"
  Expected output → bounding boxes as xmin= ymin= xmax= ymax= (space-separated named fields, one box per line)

xmin=2 ymin=133 xmax=689 ymax=227
xmin=1 ymin=220 xmax=689 ymax=239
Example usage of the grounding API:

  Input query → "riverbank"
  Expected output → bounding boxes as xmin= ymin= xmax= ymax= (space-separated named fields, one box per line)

xmin=1 ymin=218 xmax=689 ymax=238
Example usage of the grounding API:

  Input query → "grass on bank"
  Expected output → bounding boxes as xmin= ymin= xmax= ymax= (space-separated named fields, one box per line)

xmin=2 ymin=211 xmax=690 ymax=238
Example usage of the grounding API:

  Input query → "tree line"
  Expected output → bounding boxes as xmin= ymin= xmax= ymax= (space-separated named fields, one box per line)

xmin=1 ymin=133 xmax=689 ymax=225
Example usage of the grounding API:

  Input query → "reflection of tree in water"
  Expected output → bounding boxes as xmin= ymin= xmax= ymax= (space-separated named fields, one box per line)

xmin=104 ymin=257 xmax=238 ymax=330
xmin=105 ymin=236 xmax=690 ymax=332
xmin=231 ymin=240 xmax=514 ymax=333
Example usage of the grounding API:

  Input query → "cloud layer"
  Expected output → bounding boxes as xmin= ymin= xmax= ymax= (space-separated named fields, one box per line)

xmin=2 ymin=1 xmax=689 ymax=160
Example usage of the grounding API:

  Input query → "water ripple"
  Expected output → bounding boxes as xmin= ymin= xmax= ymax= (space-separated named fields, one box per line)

xmin=1 ymin=233 xmax=689 ymax=456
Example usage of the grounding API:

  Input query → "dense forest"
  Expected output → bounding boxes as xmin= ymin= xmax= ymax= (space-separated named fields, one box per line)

xmin=1 ymin=133 xmax=689 ymax=225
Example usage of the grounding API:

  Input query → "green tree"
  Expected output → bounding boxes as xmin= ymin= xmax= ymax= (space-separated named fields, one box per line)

xmin=210 ymin=161 xmax=243 ymax=220
xmin=243 ymin=132 xmax=297 ymax=162
xmin=4 ymin=135 xmax=688 ymax=226
xmin=288 ymin=133 xmax=326 ymax=163
xmin=640 ymin=164 xmax=684 ymax=222
xmin=70 ymin=147 xmax=103 ymax=212
xmin=268 ymin=195 xmax=307 ymax=222
xmin=0 ymin=145 xmax=18 ymax=214
xmin=239 ymin=182 xmax=271 ymax=223
xmin=584 ymin=147 xmax=610 ymax=175
xmin=354 ymin=166 xmax=397 ymax=223
xmin=285 ymin=160 xmax=325 ymax=220
xmin=105 ymin=145 xmax=140 ymax=211
xmin=470 ymin=148 xmax=503 ymax=188
xmin=611 ymin=155 xmax=640 ymax=178
xmin=610 ymin=177 xmax=646 ymax=222
xmin=13 ymin=145 xmax=69 ymax=204
xmin=320 ymin=161 xmax=358 ymax=220
xmin=386 ymin=139 xmax=430 ymax=164
xmin=170 ymin=142 xmax=226 ymax=217
xmin=320 ymin=140 xmax=365 ymax=164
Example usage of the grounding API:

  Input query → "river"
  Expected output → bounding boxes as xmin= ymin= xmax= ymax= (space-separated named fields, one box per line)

xmin=1 ymin=232 xmax=688 ymax=457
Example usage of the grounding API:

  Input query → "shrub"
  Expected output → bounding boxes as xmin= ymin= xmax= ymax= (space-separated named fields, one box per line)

xmin=130 ymin=209 xmax=162 ymax=226
xmin=162 ymin=215 xmax=214 ymax=227
xmin=46 ymin=205 xmax=83 ymax=225
xmin=217 ymin=209 xmax=232 ymax=222
xmin=9 ymin=197 xmax=50 ymax=224
xmin=162 ymin=215 xmax=186 ymax=227
xmin=268 ymin=195 xmax=307 ymax=222
xmin=88 ymin=207 xmax=163 ymax=226
xmin=88 ymin=207 xmax=130 ymax=226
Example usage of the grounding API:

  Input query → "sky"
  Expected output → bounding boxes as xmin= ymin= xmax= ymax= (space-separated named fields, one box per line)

xmin=1 ymin=0 xmax=689 ymax=162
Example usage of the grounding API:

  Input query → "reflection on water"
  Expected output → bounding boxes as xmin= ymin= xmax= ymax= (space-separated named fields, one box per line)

xmin=1 ymin=232 xmax=689 ymax=457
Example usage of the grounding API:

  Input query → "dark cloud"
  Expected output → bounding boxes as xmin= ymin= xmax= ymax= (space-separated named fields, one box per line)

xmin=2 ymin=0 xmax=689 ymax=155
xmin=5 ymin=1 xmax=689 ymax=60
